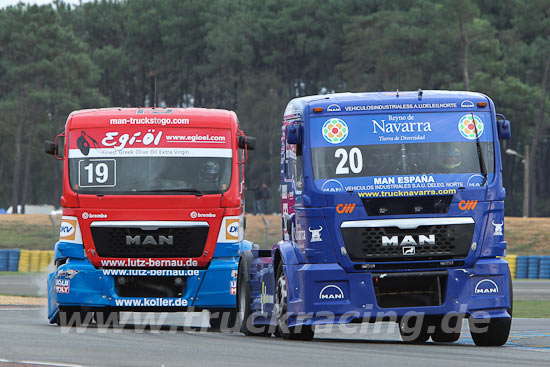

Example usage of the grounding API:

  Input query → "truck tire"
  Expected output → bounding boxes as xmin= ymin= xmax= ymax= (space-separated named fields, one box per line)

xmin=469 ymin=317 xmax=511 ymax=346
xmin=469 ymin=270 xmax=513 ymax=346
xmin=398 ymin=316 xmax=429 ymax=343
xmin=274 ymin=262 xmax=314 ymax=341
xmin=431 ymin=326 xmax=461 ymax=343
xmin=236 ymin=255 xmax=271 ymax=336
xmin=431 ymin=315 xmax=461 ymax=343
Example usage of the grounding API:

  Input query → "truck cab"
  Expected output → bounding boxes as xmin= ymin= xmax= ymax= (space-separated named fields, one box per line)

xmin=46 ymin=107 xmax=254 ymax=328
xmin=237 ymin=91 xmax=513 ymax=345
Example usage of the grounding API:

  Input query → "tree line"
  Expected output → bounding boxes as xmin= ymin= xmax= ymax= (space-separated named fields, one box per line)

xmin=0 ymin=0 xmax=549 ymax=216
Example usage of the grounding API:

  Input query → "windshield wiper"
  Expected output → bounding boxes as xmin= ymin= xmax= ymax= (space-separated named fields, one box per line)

xmin=471 ymin=113 xmax=488 ymax=186
xmin=131 ymin=188 xmax=204 ymax=196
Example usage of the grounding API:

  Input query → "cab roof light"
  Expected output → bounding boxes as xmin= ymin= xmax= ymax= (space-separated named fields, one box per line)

xmin=477 ymin=102 xmax=487 ymax=108
xmin=313 ymin=107 xmax=323 ymax=113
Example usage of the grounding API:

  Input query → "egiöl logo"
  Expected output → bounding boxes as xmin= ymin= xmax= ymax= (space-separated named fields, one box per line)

xmin=319 ymin=285 xmax=345 ymax=300
xmin=474 ymin=279 xmax=499 ymax=294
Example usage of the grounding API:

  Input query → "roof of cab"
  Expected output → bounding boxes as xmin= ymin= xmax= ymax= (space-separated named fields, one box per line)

xmin=67 ymin=107 xmax=237 ymax=129
xmin=284 ymin=90 xmax=491 ymax=116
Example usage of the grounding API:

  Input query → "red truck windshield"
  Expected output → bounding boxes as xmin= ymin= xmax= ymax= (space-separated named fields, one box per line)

xmin=67 ymin=126 xmax=232 ymax=195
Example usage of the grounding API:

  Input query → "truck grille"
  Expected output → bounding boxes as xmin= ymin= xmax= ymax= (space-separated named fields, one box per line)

xmin=341 ymin=221 xmax=473 ymax=262
xmin=91 ymin=225 xmax=208 ymax=258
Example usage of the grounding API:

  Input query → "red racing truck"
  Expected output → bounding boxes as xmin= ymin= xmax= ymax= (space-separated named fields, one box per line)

xmin=45 ymin=107 xmax=255 ymax=327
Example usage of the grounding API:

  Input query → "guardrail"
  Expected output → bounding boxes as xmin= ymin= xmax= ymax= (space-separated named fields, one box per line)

xmin=0 ymin=249 xmax=54 ymax=272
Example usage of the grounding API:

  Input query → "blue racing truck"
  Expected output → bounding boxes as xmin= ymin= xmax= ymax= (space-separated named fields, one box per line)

xmin=236 ymin=91 xmax=512 ymax=345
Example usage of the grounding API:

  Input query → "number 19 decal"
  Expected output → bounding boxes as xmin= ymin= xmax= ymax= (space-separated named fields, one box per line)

xmin=78 ymin=159 xmax=116 ymax=187
xmin=335 ymin=147 xmax=363 ymax=175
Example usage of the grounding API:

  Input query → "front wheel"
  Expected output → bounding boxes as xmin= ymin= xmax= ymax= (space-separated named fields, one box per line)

xmin=398 ymin=316 xmax=429 ymax=343
xmin=469 ymin=317 xmax=511 ymax=346
xmin=274 ymin=262 xmax=314 ymax=341
xmin=236 ymin=258 xmax=271 ymax=336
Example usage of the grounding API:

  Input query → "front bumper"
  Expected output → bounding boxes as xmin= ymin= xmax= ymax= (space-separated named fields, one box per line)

xmin=282 ymin=258 xmax=511 ymax=327
xmin=47 ymin=257 xmax=238 ymax=322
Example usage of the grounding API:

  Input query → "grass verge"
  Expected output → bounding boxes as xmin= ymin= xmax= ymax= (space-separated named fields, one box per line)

xmin=513 ymin=300 xmax=550 ymax=318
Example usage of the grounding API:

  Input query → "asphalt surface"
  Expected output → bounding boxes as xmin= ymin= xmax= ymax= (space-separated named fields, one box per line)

xmin=0 ymin=275 xmax=549 ymax=367
xmin=0 ymin=308 xmax=549 ymax=367
xmin=1 ymin=273 xmax=549 ymax=300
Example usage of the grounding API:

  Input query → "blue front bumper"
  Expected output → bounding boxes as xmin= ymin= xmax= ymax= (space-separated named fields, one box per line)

xmin=280 ymin=258 xmax=511 ymax=327
xmin=47 ymin=257 xmax=239 ymax=322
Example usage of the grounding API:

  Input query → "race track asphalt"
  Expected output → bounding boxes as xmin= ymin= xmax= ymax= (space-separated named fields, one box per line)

xmin=0 ymin=308 xmax=548 ymax=367
xmin=0 ymin=276 xmax=549 ymax=367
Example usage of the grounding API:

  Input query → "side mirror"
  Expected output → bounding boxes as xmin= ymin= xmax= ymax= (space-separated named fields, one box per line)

xmin=45 ymin=132 xmax=65 ymax=159
xmin=44 ymin=140 xmax=57 ymax=155
xmin=238 ymin=135 xmax=256 ymax=150
xmin=496 ymin=114 xmax=511 ymax=140
xmin=286 ymin=124 xmax=302 ymax=145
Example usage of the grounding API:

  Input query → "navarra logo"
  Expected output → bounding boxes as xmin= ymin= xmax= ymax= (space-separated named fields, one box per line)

xmin=459 ymin=114 xmax=484 ymax=139
xmin=322 ymin=118 xmax=348 ymax=144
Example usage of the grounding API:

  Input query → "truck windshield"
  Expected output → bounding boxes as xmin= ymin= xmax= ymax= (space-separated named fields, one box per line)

xmin=309 ymin=111 xmax=495 ymax=193
xmin=67 ymin=127 xmax=232 ymax=195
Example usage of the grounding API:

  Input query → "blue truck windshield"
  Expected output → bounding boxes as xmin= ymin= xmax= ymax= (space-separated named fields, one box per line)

xmin=309 ymin=112 xmax=495 ymax=193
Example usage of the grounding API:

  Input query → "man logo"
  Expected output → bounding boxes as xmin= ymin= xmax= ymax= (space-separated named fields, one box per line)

xmin=125 ymin=235 xmax=174 ymax=245
xmin=319 ymin=285 xmax=344 ymax=300
xmin=403 ymin=246 xmax=415 ymax=255
xmin=474 ymin=279 xmax=499 ymax=295
xmin=336 ymin=203 xmax=356 ymax=214
xmin=458 ymin=200 xmax=478 ymax=211
xmin=381 ymin=234 xmax=435 ymax=246
xmin=226 ymin=219 xmax=239 ymax=240
xmin=327 ymin=104 xmax=341 ymax=112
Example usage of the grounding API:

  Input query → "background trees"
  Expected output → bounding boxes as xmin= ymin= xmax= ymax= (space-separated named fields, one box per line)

xmin=0 ymin=0 xmax=548 ymax=216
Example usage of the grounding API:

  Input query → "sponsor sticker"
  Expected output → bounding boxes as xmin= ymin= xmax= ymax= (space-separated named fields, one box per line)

xmin=458 ymin=200 xmax=478 ymax=211
xmin=492 ymin=221 xmax=503 ymax=236
xmin=59 ymin=219 xmax=77 ymax=241
xmin=81 ymin=212 xmax=107 ymax=220
xmin=458 ymin=114 xmax=484 ymax=139
xmin=322 ymin=118 xmax=348 ymax=144
xmin=226 ymin=219 xmax=239 ymax=240
xmin=55 ymin=279 xmax=70 ymax=294
xmin=190 ymin=211 xmax=216 ymax=218
xmin=336 ymin=203 xmax=356 ymax=214
xmin=308 ymin=226 xmax=323 ymax=242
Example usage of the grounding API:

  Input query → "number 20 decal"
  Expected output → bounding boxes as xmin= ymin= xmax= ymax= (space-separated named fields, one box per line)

xmin=335 ymin=147 xmax=363 ymax=175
